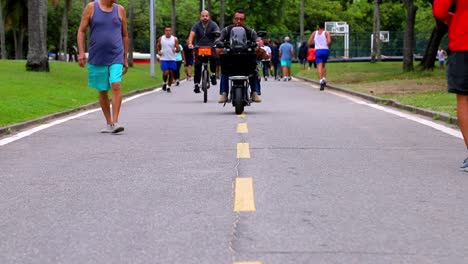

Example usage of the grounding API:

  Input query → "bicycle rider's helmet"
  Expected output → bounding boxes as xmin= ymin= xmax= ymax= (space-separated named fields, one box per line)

xmin=230 ymin=27 xmax=247 ymax=51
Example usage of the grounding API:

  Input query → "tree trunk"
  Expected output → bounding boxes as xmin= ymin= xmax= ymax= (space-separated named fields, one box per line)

xmin=402 ymin=0 xmax=417 ymax=72
xmin=128 ymin=0 xmax=134 ymax=67
xmin=26 ymin=0 xmax=49 ymax=71
xmin=371 ymin=0 xmax=381 ymax=62
xmin=207 ymin=0 xmax=211 ymax=14
xmin=0 ymin=0 xmax=7 ymax=59
xmin=171 ymin=0 xmax=176 ymax=36
xmin=419 ymin=20 xmax=448 ymax=70
xmin=300 ymin=0 xmax=304 ymax=40
xmin=58 ymin=0 xmax=71 ymax=61
xmin=13 ymin=27 xmax=25 ymax=59
xmin=219 ymin=0 xmax=225 ymax=28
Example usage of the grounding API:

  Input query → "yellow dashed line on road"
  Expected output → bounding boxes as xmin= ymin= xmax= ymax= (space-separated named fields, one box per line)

xmin=234 ymin=262 xmax=262 ymax=264
xmin=237 ymin=113 xmax=246 ymax=118
xmin=237 ymin=123 xmax=248 ymax=133
xmin=234 ymin=177 xmax=256 ymax=212
xmin=237 ymin=143 xmax=251 ymax=158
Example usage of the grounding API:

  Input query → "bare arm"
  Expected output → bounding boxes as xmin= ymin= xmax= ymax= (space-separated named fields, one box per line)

xmin=119 ymin=5 xmax=129 ymax=74
xmin=307 ymin=31 xmax=315 ymax=46
xmin=77 ymin=3 xmax=93 ymax=67
xmin=174 ymin=37 xmax=180 ymax=52
xmin=187 ymin=31 xmax=196 ymax=49
xmin=326 ymin=32 xmax=332 ymax=47
xmin=156 ymin=37 xmax=162 ymax=56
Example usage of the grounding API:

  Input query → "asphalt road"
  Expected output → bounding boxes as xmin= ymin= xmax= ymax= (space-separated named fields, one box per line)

xmin=1 ymin=77 xmax=467 ymax=264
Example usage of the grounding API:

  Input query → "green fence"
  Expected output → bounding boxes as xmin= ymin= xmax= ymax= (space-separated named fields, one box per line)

xmin=265 ymin=31 xmax=449 ymax=59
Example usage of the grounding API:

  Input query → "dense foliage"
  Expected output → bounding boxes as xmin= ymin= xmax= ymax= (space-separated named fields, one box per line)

xmin=1 ymin=0 xmax=438 ymax=58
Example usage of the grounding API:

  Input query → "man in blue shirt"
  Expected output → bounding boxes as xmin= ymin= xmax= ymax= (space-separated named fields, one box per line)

xmin=279 ymin=36 xmax=294 ymax=81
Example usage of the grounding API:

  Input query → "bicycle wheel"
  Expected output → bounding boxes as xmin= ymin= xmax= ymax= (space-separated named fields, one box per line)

xmin=202 ymin=67 xmax=208 ymax=103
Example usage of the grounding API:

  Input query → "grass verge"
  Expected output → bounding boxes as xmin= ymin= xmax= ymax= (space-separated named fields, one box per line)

xmin=293 ymin=61 xmax=456 ymax=117
xmin=0 ymin=60 xmax=162 ymax=127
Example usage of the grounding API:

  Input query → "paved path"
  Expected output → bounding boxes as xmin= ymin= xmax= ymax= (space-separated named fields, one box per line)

xmin=1 ymin=77 xmax=467 ymax=263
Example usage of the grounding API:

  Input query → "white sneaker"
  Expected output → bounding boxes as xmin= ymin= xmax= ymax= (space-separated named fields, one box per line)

xmin=112 ymin=123 xmax=124 ymax=133
xmin=100 ymin=124 xmax=114 ymax=133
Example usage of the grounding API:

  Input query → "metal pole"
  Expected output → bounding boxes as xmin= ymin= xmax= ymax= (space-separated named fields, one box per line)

xmin=150 ymin=0 xmax=155 ymax=77
xmin=202 ymin=0 xmax=205 ymax=11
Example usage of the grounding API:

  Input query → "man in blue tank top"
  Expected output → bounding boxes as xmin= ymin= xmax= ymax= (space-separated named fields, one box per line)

xmin=77 ymin=0 xmax=128 ymax=133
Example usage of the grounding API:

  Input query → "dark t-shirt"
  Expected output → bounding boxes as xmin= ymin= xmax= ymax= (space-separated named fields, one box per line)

xmin=191 ymin=20 xmax=220 ymax=46
xmin=219 ymin=25 xmax=258 ymax=43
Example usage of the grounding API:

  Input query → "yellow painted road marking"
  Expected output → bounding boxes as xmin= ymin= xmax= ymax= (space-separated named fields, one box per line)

xmin=237 ymin=113 xmax=246 ymax=118
xmin=234 ymin=178 xmax=256 ymax=212
xmin=237 ymin=123 xmax=248 ymax=133
xmin=237 ymin=143 xmax=250 ymax=158
xmin=234 ymin=262 xmax=262 ymax=264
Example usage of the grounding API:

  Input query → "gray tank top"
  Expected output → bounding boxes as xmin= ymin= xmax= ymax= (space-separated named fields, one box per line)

xmin=88 ymin=0 xmax=124 ymax=65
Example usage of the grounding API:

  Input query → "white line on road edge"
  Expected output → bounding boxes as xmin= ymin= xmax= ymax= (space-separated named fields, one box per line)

xmin=0 ymin=89 xmax=160 ymax=146
xmin=328 ymin=90 xmax=463 ymax=139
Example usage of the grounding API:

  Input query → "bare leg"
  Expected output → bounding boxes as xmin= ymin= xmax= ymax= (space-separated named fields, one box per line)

xmin=111 ymin=82 xmax=122 ymax=124
xmin=168 ymin=70 xmax=174 ymax=86
xmin=281 ymin=66 xmax=287 ymax=79
xmin=98 ymin=91 xmax=112 ymax=124
xmin=317 ymin=63 xmax=323 ymax=80
xmin=457 ymin=95 xmax=468 ymax=147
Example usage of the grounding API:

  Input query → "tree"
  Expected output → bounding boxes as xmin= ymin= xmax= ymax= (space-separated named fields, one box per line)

xmin=58 ymin=0 xmax=72 ymax=61
xmin=26 ymin=0 xmax=49 ymax=71
xmin=371 ymin=0 xmax=381 ymax=62
xmin=171 ymin=0 xmax=176 ymax=35
xmin=419 ymin=20 xmax=447 ymax=70
xmin=219 ymin=0 xmax=225 ymax=28
xmin=299 ymin=0 xmax=304 ymax=40
xmin=128 ymin=0 xmax=134 ymax=66
xmin=0 ymin=0 xmax=6 ymax=59
xmin=402 ymin=0 xmax=417 ymax=72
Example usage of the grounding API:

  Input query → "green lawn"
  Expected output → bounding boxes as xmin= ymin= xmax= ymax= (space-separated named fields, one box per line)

xmin=0 ymin=60 xmax=162 ymax=127
xmin=293 ymin=61 xmax=457 ymax=117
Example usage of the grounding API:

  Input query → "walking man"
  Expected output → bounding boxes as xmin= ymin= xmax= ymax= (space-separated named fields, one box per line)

xmin=157 ymin=26 xmax=180 ymax=93
xmin=434 ymin=0 xmax=468 ymax=171
xmin=187 ymin=10 xmax=220 ymax=93
xmin=279 ymin=36 xmax=294 ymax=81
xmin=77 ymin=0 xmax=128 ymax=133
xmin=308 ymin=21 xmax=332 ymax=90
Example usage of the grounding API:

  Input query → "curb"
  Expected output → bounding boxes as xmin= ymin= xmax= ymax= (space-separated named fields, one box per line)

xmin=296 ymin=76 xmax=458 ymax=126
xmin=0 ymin=86 xmax=159 ymax=137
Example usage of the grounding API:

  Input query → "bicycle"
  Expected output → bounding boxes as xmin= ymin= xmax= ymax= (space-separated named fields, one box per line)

xmin=196 ymin=46 xmax=213 ymax=103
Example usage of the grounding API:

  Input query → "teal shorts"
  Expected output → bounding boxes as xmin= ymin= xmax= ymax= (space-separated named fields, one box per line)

xmin=87 ymin=64 xmax=123 ymax=92
xmin=280 ymin=59 xmax=292 ymax=67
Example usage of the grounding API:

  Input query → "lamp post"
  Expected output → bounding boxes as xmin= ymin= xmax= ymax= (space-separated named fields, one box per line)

xmin=150 ymin=0 xmax=155 ymax=77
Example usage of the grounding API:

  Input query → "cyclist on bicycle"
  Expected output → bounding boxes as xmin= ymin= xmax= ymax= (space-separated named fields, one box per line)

xmin=187 ymin=10 xmax=220 ymax=94
xmin=216 ymin=9 xmax=262 ymax=103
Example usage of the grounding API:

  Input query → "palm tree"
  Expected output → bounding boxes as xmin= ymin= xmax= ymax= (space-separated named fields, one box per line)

xmin=402 ymin=0 xmax=417 ymax=72
xmin=219 ymin=0 xmax=225 ymax=28
xmin=0 ymin=0 xmax=7 ymax=59
xmin=5 ymin=0 xmax=27 ymax=59
xmin=58 ymin=0 xmax=72 ymax=61
xmin=371 ymin=0 xmax=381 ymax=62
xmin=26 ymin=0 xmax=49 ymax=71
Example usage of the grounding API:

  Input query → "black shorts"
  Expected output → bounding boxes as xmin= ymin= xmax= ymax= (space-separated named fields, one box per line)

xmin=448 ymin=51 xmax=468 ymax=95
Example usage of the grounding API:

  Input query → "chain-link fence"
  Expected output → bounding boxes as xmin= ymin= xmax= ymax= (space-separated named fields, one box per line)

xmin=265 ymin=31 xmax=449 ymax=59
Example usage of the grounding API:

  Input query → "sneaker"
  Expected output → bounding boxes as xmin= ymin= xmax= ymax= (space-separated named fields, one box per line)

xmin=218 ymin=92 xmax=228 ymax=103
xmin=175 ymin=80 xmax=180 ymax=86
xmin=100 ymin=124 xmax=114 ymax=133
xmin=460 ymin=157 xmax=468 ymax=171
xmin=264 ymin=77 xmax=267 ymax=81
xmin=210 ymin=74 xmax=217 ymax=85
xmin=283 ymin=77 xmax=288 ymax=82
xmin=252 ymin=92 xmax=262 ymax=103
xmin=194 ymin=84 xmax=200 ymax=93
xmin=167 ymin=87 xmax=171 ymax=93
xmin=111 ymin=123 xmax=124 ymax=134
xmin=162 ymin=84 xmax=167 ymax=91
xmin=288 ymin=77 xmax=292 ymax=81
